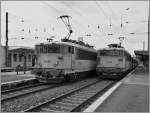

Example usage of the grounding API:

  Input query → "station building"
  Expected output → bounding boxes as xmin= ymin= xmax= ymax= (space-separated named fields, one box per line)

xmin=0 ymin=45 xmax=6 ymax=68
xmin=1 ymin=45 xmax=35 ymax=70
xmin=134 ymin=50 xmax=149 ymax=72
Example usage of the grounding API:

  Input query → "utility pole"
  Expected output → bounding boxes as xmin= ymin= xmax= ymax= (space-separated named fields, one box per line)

xmin=119 ymin=8 xmax=130 ymax=46
xmin=5 ymin=12 xmax=8 ymax=67
xmin=148 ymin=2 xmax=150 ymax=51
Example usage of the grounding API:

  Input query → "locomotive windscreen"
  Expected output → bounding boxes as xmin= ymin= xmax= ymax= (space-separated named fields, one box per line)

xmin=99 ymin=50 xmax=123 ymax=56
xmin=35 ymin=44 xmax=60 ymax=53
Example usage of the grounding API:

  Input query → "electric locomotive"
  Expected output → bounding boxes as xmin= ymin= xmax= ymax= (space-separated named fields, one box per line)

xmin=32 ymin=39 xmax=97 ymax=83
xmin=96 ymin=43 xmax=133 ymax=79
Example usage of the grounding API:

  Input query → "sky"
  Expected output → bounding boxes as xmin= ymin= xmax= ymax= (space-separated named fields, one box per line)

xmin=1 ymin=1 xmax=149 ymax=55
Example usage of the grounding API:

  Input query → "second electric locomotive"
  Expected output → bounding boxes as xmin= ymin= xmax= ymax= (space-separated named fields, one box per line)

xmin=96 ymin=43 xmax=136 ymax=79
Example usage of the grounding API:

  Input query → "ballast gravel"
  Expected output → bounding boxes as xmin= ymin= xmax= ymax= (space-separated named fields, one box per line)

xmin=2 ymin=78 xmax=98 ymax=112
xmin=1 ymin=85 xmax=54 ymax=100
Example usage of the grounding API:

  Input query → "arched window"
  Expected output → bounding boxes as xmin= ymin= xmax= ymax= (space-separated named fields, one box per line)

xmin=28 ymin=55 xmax=31 ymax=62
xmin=13 ymin=54 xmax=17 ymax=62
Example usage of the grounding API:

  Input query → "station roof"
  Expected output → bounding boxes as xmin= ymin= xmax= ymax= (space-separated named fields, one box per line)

xmin=8 ymin=46 xmax=34 ymax=54
xmin=134 ymin=50 xmax=149 ymax=56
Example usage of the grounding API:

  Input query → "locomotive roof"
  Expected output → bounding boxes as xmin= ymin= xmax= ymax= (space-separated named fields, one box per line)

xmin=97 ymin=47 xmax=131 ymax=55
xmin=35 ymin=41 xmax=97 ymax=52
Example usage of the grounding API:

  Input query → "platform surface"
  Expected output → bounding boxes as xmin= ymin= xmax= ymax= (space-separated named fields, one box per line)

xmin=1 ymin=71 xmax=35 ymax=83
xmin=94 ymin=70 xmax=149 ymax=112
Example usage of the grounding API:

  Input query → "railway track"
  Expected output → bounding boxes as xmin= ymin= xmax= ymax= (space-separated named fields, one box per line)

xmin=1 ymin=82 xmax=45 ymax=94
xmin=1 ymin=78 xmax=94 ymax=103
xmin=24 ymin=80 xmax=116 ymax=112
xmin=1 ymin=83 xmax=60 ymax=102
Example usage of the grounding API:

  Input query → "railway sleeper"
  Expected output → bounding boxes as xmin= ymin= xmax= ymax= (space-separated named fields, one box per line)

xmin=41 ymin=107 xmax=63 ymax=112
xmin=74 ymin=92 xmax=96 ymax=96
xmin=67 ymin=97 xmax=87 ymax=101
xmin=70 ymin=95 xmax=90 ymax=99
xmin=40 ymin=108 xmax=61 ymax=112
xmin=70 ymin=93 xmax=97 ymax=99
xmin=75 ymin=91 xmax=97 ymax=95
xmin=56 ymin=101 xmax=77 ymax=107
xmin=61 ymin=99 xmax=82 ymax=104
xmin=48 ymin=104 xmax=73 ymax=111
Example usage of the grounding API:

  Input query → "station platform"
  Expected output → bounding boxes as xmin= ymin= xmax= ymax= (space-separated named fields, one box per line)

xmin=1 ymin=71 xmax=35 ymax=83
xmin=84 ymin=66 xmax=149 ymax=112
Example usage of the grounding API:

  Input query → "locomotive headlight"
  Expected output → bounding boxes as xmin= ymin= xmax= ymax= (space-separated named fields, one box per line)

xmin=56 ymin=61 xmax=59 ymax=65
xmin=53 ymin=61 xmax=59 ymax=67
xmin=58 ymin=56 xmax=63 ymax=60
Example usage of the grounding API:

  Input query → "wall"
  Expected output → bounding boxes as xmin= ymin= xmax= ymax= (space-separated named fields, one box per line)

xmin=11 ymin=53 xmax=33 ymax=68
xmin=0 ymin=46 xmax=6 ymax=68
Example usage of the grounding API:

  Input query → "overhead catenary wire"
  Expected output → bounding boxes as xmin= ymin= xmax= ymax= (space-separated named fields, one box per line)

xmin=4 ymin=1 xmax=148 ymax=46
xmin=42 ymin=1 xmax=93 ymax=38
xmin=59 ymin=1 xmax=114 ymax=37
xmin=62 ymin=2 xmax=113 ymax=37
xmin=94 ymin=1 xmax=121 ymax=35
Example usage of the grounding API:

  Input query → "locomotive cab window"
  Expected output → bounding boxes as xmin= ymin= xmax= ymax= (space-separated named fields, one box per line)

xmin=68 ymin=46 xmax=74 ymax=54
xmin=36 ymin=44 xmax=60 ymax=53
xmin=99 ymin=50 xmax=123 ymax=56
xmin=68 ymin=46 xmax=71 ymax=53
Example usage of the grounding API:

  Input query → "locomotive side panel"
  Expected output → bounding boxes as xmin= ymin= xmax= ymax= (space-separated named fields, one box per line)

xmin=123 ymin=51 xmax=132 ymax=72
xmin=75 ymin=60 xmax=96 ymax=72
xmin=62 ymin=46 xmax=97 ymax=74
xmin=74 ymin=47 xmax=97 ymax=72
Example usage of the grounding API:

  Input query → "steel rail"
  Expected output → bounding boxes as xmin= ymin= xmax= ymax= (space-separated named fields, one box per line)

xmin=1 ymin=83 xmax=46 ymax=94
xmin=1 ymin=84 xmax=60 ymax=102
xmin=23 ymin=80 xmax=101 ymax=112
xmin=71 ymin=81 xmax=116 ymax=112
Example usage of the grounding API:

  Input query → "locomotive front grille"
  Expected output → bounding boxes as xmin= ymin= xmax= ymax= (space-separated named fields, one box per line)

xmin=32 ymin=68 xmax=64 ymax=78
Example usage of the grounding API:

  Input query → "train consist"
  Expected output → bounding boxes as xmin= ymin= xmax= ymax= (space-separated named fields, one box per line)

xmin=32 ymin=39 xmax=97 ymax=83
xmin=32 ymin=42 xmax=138 ymax=82
xmin=96 ymin=44 xmax=138 ymax=79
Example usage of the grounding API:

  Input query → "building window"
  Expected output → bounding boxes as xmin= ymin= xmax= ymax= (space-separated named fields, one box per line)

xmin=28 ymin=55 xmax=31 ymax=62
xmin=19 ymin=54 xmax=22 ymax=62
xmin=13 ymin=54 xmax=17 ymax=62
xmin=68 ymin=46 xmax=71 ymax=53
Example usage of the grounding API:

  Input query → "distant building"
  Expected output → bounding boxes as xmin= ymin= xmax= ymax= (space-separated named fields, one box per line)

xmin=0 ymin=45 xmax=6 ymax=68
xmin=134 ymin=50 xmax=149 ymax=72
xmin=1 ymin=46 xmax=36 ymax=70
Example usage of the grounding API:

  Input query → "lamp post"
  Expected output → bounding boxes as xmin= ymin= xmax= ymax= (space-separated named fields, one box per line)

xmin=118 ymin=36 xmax=125 ymax=46
xmin=119 ymin=8 xmax=130 ymax=46
xmin=5 ymin=12 xmax=8 ymax=67
xmin=120 ymin=8 xmax=130 ymax=31
xmin=148 ymin=5 xmax=150 ymax=51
